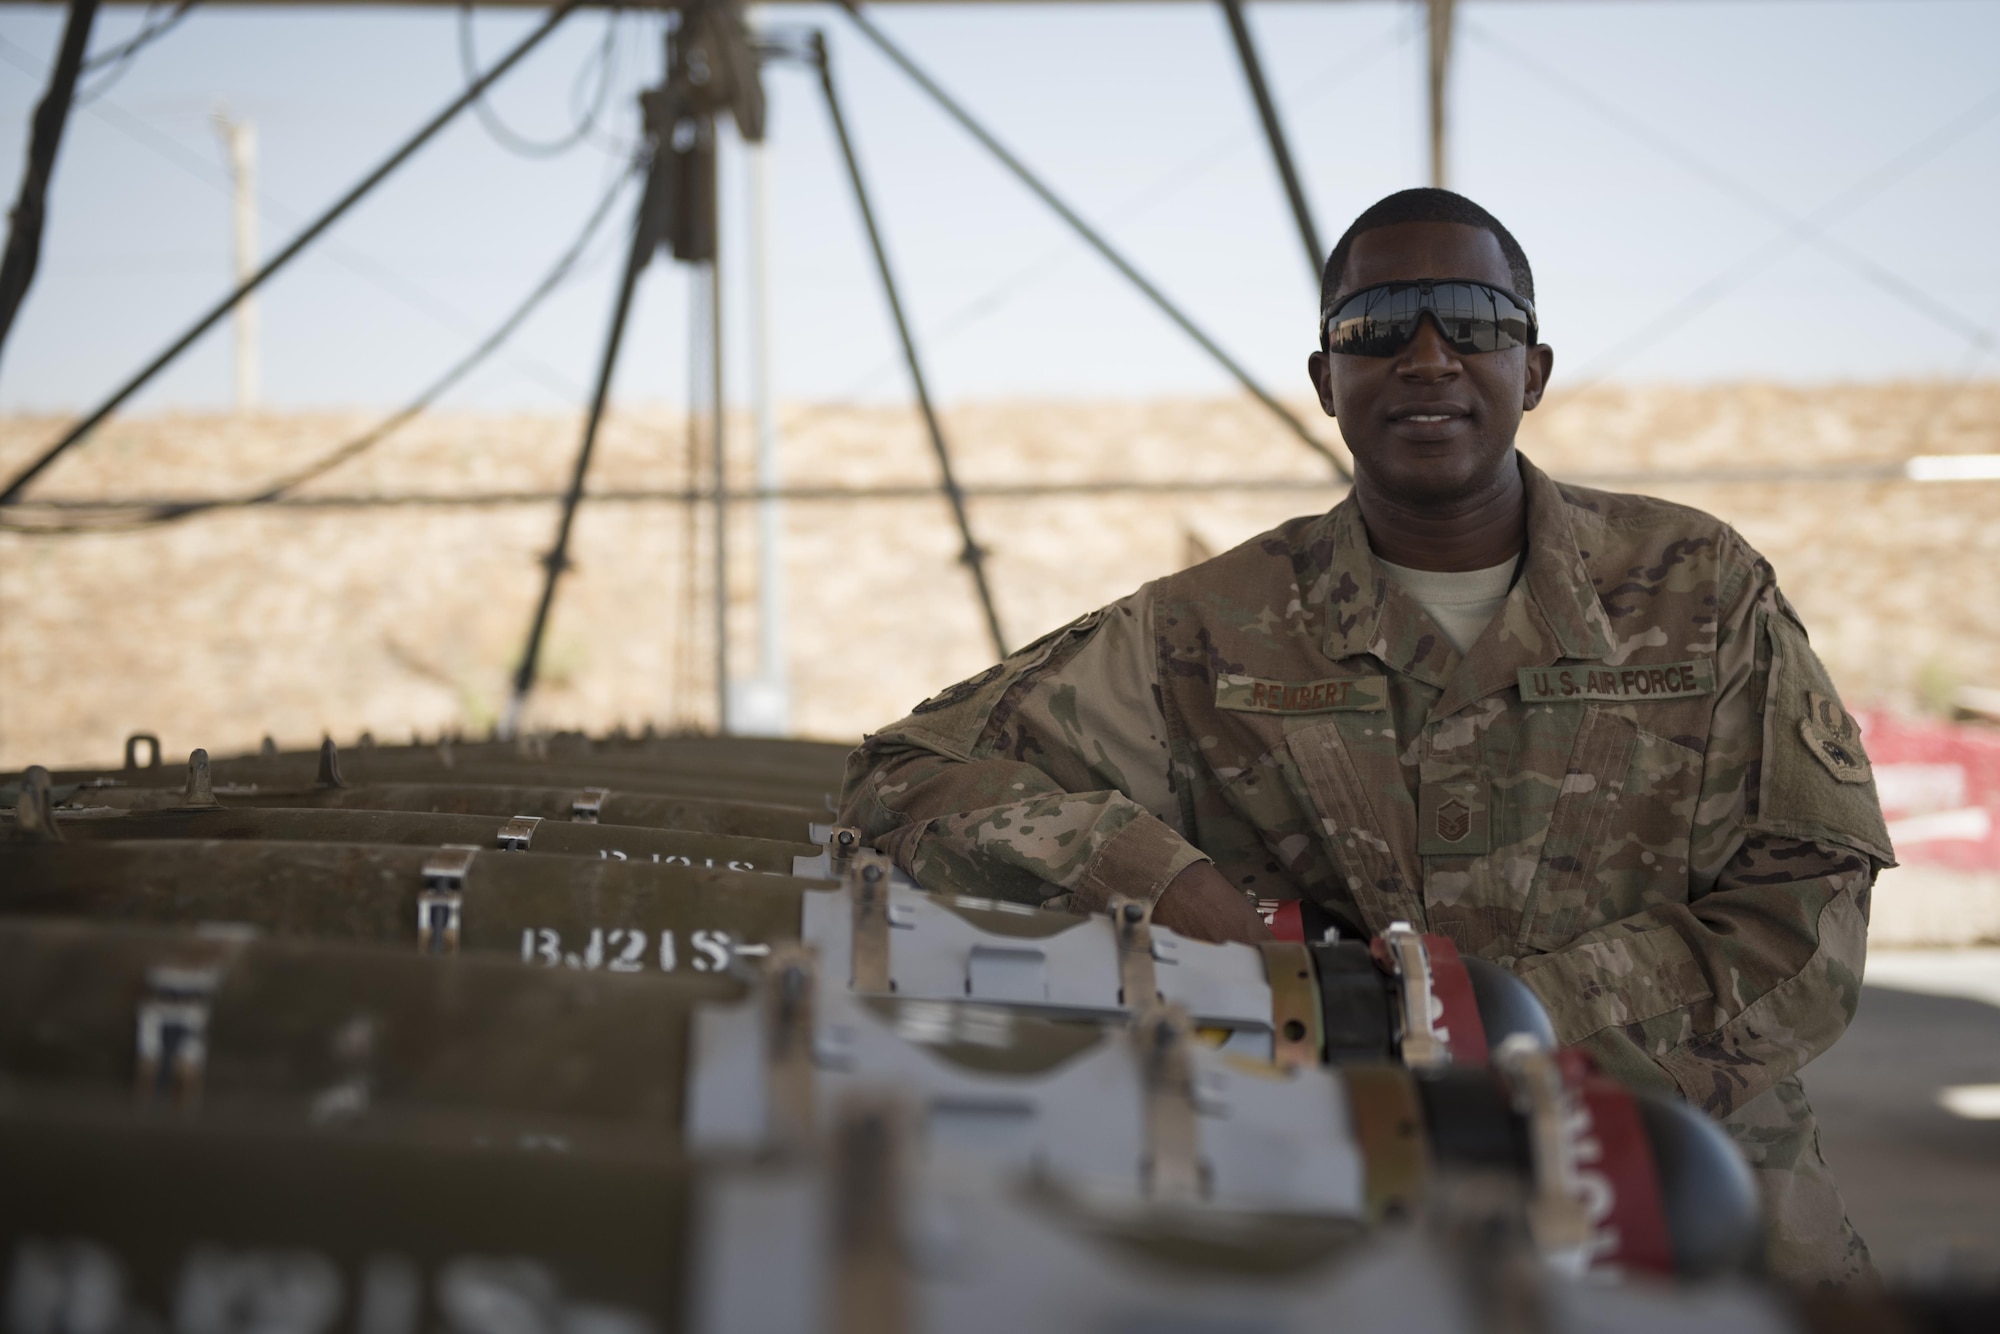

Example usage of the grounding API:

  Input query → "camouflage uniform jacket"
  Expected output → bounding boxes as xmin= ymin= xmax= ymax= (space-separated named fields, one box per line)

xmin=841 ymin=454 xmax=1893 ymax=1282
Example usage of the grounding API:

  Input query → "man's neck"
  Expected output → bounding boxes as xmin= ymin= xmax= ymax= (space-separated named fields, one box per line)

xmin=1355 ymin=453 xmax=1527 ymax=572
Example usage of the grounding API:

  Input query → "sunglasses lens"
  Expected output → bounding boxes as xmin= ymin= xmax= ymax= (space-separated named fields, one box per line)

xmin=1325 ymin=283 xmax=1535 ymax=356
xmin=1326 ymin=285 xmax=1422 ymax=356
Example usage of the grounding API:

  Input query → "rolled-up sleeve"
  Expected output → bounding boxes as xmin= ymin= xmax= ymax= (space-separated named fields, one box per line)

xmin=839 ymin=587 xmax=1208 ymax=912
xmin=1516 ymin=569 xmax=1891 ymax=1115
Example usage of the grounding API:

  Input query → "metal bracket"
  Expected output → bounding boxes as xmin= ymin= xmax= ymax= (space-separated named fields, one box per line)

xmin=11 ymin=765 xmax=63 ymax=843
xmin=1381 ymin=921 xmax=1450 ymax=1071
xmin=764 ymin=943 xmax=819 ymax=1150
xmin=849 ymin=852 xmax=896 ymax=993
xmin=314 ymin=736 xmax=346 ymax=789
xmin=136 ymin=963 xmax=222 ymax=1106
xmin=417 ymin=845 xmax=478 ymax=955
xmin=1108 ymin=896 xmax=1159 ymax=1009
xmin=831 ymin=1094 xmax=909 ymax=1334
xmin=124 ymin=732 xmax=162 ymax=772
xmin=1259 ymin=940 xmax=1320 ymax=1069
xmin=1132 ymin=1003 xmax=1204 ymax=1203
xmin=496 ymin=815 xmax=542 ymax=851
xmin=570 ymin=787 xmax=610 ymax=823
xmin=180 ymin=748 xmax=217 ymax=808
xmin=1494 ymin=1034 xmax=1592 ymax=1266
xmin=826 ymin=825 xmax=863 ymax=878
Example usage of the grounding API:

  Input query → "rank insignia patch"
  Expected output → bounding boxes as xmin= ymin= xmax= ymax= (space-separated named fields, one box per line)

xmin=1799 ymin=690 xmax=1872 ymax=784
xmin=1418 ymin=781 xmax=1490 ymax=856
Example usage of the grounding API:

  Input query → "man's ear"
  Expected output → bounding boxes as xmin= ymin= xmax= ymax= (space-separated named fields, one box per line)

xmin=1521 ymin=344 xmax=1555 ymax=411
xmin=1307 ymin=349 xmax=1337 ymax=418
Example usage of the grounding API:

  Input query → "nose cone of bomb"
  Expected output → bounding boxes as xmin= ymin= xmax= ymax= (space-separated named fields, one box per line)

xmin=1634 ymin=1090 xmax=1765 ymax=1279
xmin=1462 ymin=955 xmax=1557 ymax=1054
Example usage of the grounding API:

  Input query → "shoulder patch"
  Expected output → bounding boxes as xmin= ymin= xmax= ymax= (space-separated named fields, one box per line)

xmin=911 ymin=662 xmax=1007 ymax=715
xmin=1798 ymin=691 xmax=1871 ymax=784
xmin=1754 ymin=611 xmax=1893 ymax=863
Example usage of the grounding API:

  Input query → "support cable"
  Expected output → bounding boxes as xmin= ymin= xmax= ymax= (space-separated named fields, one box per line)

xmin=75 ymin=0 xmax=194 ymax=105
xmin=0 ymin=0 xmax=97 ymax=377
xmin=1466 ymin=20 xmax=1997 ymax=381
xmin=503 ymin=145 xmax=664 ymax=737
xmin=459 ymin=1 xmax=621 ymax=159
xmin=1219 ymin=0 xmax=1322 ymax=283
xmin=0 ymin=0 xmax=584 ymax=509
xmin=836 ymin=2 xmax=1348 ymax=481
xmin=0 ymin=164 xmax=633 ymax=537
xmin=812 ymin=31 xmax=1007 ymax=659
xmin=0 ymin=32 xmax=595 ymax=404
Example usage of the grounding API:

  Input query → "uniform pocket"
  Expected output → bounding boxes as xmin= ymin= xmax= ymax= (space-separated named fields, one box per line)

xmin=1516 ymin=707 xmax=1703 ymax=952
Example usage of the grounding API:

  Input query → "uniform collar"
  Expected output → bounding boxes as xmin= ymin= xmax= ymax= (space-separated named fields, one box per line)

xmin=1313 ymin=453 xmax=1613 ymax=687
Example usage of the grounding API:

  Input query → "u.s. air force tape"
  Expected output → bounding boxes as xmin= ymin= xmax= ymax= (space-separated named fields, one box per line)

xmin=1516 ymin=660 xmax=1715 ymax=704
xmin=1215 ymin=673 xmax=1389 ymax=714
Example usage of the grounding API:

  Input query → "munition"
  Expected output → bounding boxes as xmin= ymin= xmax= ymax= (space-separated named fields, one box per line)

xmin=0 ymin=728 xmax=1910 ymax=1331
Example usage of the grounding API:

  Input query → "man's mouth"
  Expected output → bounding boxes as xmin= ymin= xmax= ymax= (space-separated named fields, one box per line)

xmin=1388 ymin=405 xmax=1471 ymax=425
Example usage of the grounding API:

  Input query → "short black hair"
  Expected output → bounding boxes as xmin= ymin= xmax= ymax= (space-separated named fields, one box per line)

xmin=1319 ymin=188 xmax=1535 ymax=331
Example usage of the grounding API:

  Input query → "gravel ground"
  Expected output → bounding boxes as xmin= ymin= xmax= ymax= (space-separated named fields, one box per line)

xmin=2 ymin=381 xmax=1996 ymax=770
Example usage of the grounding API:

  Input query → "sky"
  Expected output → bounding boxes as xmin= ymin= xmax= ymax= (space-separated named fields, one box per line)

xmin=0 ymin=0 xmax=1996 ymax=416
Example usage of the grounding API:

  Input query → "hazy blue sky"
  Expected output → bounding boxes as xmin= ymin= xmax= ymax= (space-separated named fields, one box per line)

xmin=1 ymin=1 xmax=1996 ymax=414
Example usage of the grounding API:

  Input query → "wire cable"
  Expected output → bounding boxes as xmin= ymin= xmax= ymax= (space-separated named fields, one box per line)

xmin=0 ymin=0 xmax=585 ymax=508
xmin=836 ymin=2 xmax=1348 ymax=479
xmin=459 ymin=1 xmax=620 ymax=160
xmin=771 ymin=16 xmax=1410 ymax=422
xmin=74 ymin=0 xmax=195 ymax=105
xmin=0 ymin=164 xmax=634 ymax=538
xmin=1465 ymin=20 xmax=1997 ymax=372
xmin=0 ymin=33 xmax=596 ymax=404
xmin=1535 ymin=79 xmax=2000 ymax=392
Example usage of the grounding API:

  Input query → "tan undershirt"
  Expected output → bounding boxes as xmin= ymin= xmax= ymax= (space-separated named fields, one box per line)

xmin=1375 ymin=554 xmax=1521 ymax=655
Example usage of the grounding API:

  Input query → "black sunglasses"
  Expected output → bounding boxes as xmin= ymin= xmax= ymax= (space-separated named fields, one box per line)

xmin=1323 ymin=279 xmax=1539 ymax=357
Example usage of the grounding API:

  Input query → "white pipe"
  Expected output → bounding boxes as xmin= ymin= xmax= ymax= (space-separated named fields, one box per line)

xmin=213 ymin=111 xmax=260 ymax=412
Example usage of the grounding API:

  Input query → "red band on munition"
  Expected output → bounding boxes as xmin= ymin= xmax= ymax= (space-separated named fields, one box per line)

xmin=1263 ymin=900 xmax=1305 ymax=943
xmin=1557 ymin=1049 xmax=1674 ymax=1276
xmin=1421 ymin=934 xmax=1489 ymax=1068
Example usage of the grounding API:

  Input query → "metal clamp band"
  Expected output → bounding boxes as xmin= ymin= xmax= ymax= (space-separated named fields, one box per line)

xmin=1381 ymin=921 xmax=1450 ymax=1071
xmin=1133 ymin=1003 xmax=1204 ymax=1202
xmin=570 ymin=787 xmax=609 ymax=823
xmin=1108 ymin=896 xmax=1159 ymax=1009
xmin=1341 ymin=1065 xmax=1430 ymax=1225
xmin=1494 ymin=1035 xmax=1592 ymax=1266
xmin=136 ymin=963 xmax=222 ymax=1106
xmin=1259 ymin=940 xmax=1321 ymax=1068
xmin=496 ymin=815 xmax=542 ymax=851
xmin=417 ymin=845 xmax=478 ymax=956
xmin=849 ymin=853 xmax=895 ymax=994
xmin=764 ymin=943 xmax=819 ymax=1150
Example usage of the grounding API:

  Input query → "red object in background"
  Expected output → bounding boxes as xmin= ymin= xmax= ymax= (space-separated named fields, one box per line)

xmin=1855 ymin=712 xmax=2000 ymax=870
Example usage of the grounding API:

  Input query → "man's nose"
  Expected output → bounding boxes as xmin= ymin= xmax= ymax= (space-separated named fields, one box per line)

xmin=1395 ymin=313 xmax=1461 ymax=379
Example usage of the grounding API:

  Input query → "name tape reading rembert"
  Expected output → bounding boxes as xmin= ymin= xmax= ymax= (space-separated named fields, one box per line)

xmin=1517 ymin=660 xmax=1715 ymax=704
xmin=1216 ymin=674 xmax=1390 ymax=715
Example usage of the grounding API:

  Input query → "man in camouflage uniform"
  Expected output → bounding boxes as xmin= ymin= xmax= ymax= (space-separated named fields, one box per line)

xmin=839 ymin=189 xmax=1892 ymax=1284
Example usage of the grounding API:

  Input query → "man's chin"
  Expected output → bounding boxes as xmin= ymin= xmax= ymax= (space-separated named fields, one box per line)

xmin=1356 ymin=446 xmax=1511 ymax=510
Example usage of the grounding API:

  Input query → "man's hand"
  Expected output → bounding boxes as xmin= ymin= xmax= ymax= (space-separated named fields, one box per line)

xmin=1149 ymin=861 xmax=1271 ymax=944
